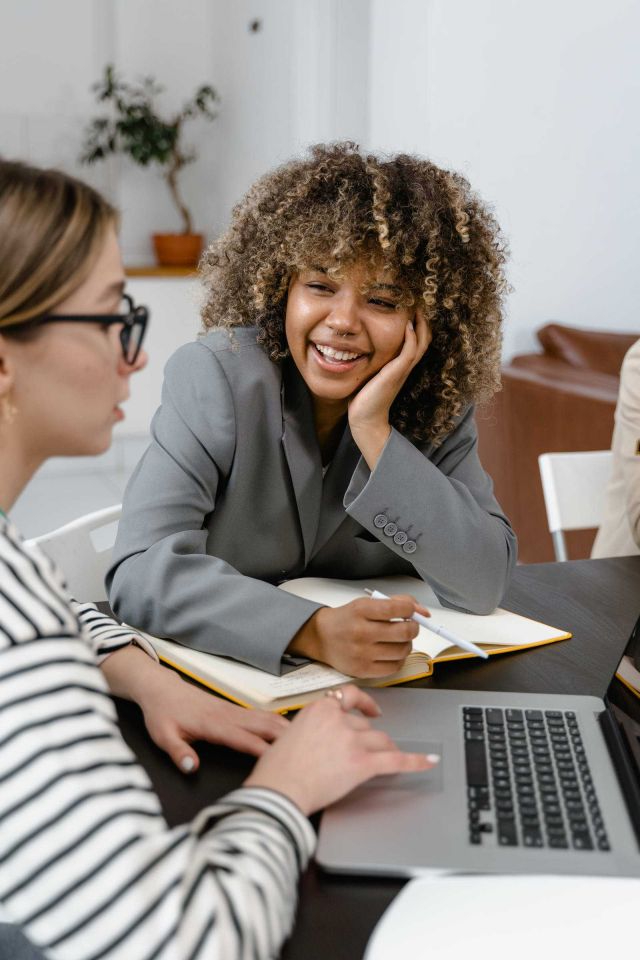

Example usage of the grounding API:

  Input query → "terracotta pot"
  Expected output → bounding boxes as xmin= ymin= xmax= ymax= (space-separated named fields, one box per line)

xmin=152 ymin=233 xmax=203 ymax=267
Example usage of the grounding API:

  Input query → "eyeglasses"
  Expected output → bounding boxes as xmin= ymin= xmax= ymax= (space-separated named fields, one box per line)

xmin=35 ymin=293 xmax=149 ymax=365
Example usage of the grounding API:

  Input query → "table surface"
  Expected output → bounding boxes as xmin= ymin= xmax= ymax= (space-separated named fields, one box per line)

xmin=114 ymin=556 xmax=640 ymax=960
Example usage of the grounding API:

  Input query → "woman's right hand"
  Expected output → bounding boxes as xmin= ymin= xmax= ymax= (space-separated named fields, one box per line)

xmin=287 ymin=594 xmax=430 ymax=678
xmin=243 ymin=685 xmax=438 ymax=816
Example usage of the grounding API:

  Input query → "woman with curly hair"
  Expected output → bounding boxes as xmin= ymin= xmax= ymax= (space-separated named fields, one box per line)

xmin=109 ymin=142 xmax=517 ymax=678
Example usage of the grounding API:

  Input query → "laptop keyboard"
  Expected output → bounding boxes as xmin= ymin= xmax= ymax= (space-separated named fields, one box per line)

xmin=463 ymin=706 xmax=610 ymax=852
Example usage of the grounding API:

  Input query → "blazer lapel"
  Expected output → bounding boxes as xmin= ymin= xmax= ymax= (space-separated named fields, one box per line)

xmin=281 ymin=361 xmax=322 ymax=567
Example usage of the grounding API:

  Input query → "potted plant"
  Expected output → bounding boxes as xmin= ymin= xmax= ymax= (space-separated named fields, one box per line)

xmin=80 ymin=64 xmax=219 ymax=267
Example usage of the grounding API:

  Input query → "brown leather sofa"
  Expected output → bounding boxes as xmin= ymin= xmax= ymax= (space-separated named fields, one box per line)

xmin=476 ymin=324 xmax=639 ymax=563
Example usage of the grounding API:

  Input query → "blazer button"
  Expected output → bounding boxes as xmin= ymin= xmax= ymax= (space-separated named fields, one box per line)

xmin=374 ymin=513 xmax=388 ymax=529
xmin=384 ymin=522 xmax=398 ymax=537
xmin=393 ymin=530 xmax=408 ymax=546
xmin=402 ymin=540 xmax=417 ymax=554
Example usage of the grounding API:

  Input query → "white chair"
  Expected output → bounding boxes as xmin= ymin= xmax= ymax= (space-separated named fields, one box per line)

xmin=538 ymin=451 xmax=612 ymax=562
xmin=26 ymin=504 xmax=122 ymax=601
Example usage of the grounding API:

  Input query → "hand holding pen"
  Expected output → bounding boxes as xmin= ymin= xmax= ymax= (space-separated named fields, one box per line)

xmin=288 ymin=592 xmax=437 ymax=678
xmin=364 ymin=588 xmax=489 ymax=660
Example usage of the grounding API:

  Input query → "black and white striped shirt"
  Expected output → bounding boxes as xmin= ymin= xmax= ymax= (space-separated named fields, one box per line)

xmin=0 ymin=516 xmax=315 ymax=959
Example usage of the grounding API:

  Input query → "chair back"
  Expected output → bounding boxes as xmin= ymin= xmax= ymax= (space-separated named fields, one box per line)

xmin=538 ymin=451 xmax=612 ymax=561
xmin=26 ymin=504 xmax=121 ymax=601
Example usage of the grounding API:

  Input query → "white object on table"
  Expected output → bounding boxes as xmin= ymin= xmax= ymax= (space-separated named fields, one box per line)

xmin=365 ymin=873 xmax=639 ymax=960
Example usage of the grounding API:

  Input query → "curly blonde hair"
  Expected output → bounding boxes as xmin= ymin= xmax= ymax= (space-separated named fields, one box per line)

xmin=201 ymin=142 xmax=508 ymax=445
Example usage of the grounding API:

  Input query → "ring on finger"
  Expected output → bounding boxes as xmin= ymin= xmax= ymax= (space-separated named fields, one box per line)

xmin=325 ymin=687 xmax=345 ymax=709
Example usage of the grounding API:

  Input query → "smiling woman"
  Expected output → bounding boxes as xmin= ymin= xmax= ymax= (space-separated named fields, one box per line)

xmin=108 ymin=141 xmax=517 ymax=680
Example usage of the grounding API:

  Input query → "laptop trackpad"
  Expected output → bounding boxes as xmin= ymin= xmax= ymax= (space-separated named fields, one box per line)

xmin=363 ymin=739 xmax=444 ymax=791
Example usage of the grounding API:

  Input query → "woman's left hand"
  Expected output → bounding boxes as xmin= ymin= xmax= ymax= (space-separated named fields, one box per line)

xmin=101 ymin=645 xmax=289 ymax=773
xmin=138 ymin=671 xmax=289 ymax=773
xmin=348 ymin=311 xmax=431 ymax=468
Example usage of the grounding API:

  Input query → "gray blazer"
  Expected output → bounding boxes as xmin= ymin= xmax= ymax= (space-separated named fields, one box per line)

xmin=108 ymin=327 xmax=517 ymax=674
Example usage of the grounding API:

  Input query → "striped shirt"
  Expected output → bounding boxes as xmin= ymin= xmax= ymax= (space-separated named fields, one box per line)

xmin=0 ymin=517 xmax=315 ymax=959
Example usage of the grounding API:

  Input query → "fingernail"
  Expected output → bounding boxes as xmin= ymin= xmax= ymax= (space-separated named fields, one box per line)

xmin=425 ymin=753 xmax=440 ymax=763
xmin=180 ymin=756 xmax=196 ymax=773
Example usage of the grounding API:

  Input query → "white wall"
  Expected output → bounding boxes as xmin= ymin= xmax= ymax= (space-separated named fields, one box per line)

xmin=369 ymin=0 xmax=429 ymax=154
xmin=209 ymin=0 xmax=369 ymax=230
xmin=0 ymin=0 xmax=219 ymax=262
xmin=208 ymin=0 xmax=297 ymax=230
xmin=0 ymin=0 xmax=115 ymax=197
xmin=368 ymin=0 xmax=640 ymax=359
xmin=0 ymin=0 xmax=369 ymax=263
xmin=121 ymin=278 xmax=203 ymax=435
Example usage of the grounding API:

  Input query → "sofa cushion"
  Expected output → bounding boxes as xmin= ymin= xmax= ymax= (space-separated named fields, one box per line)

xmin=537 ymin=323 xmax=638 ymax=376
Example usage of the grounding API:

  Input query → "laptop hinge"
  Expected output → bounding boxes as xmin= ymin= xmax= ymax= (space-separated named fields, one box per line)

xmin=598 ymin=706 xmax=640 ymax=848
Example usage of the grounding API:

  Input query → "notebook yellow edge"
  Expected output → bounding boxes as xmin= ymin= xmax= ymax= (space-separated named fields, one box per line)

xmin=433 ymin=630 xmax=573 ymax=663
xmin=615 ymin=671 xmax=640 ymax=700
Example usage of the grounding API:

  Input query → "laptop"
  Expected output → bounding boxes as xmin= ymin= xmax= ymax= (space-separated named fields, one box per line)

xmin=317 ymin=623 xmax=640 ymax=878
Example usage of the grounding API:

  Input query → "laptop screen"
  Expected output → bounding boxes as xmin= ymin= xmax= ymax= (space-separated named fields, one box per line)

xmin=604 ymin=619 xmax=640 ymax=841
xmin=607 ymin=613 xmax=640 ymax=722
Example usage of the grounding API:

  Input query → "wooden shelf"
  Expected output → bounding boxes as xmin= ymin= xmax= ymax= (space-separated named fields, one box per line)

xmin=125 ymin=265 xmax=198 ymax=278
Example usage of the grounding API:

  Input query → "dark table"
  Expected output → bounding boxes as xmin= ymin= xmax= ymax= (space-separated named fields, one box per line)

xmin=114 ymin=557 xmax=640 ymax=960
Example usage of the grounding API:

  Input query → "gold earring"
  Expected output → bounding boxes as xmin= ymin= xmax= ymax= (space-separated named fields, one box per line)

xmin=0 ymin=395 xmax=17 ymax=424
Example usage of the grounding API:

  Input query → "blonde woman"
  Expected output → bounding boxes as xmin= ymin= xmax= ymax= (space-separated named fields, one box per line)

xmin=110 ymin=142 xmax=517 ymax=679
xmin=0 ymin=159 xmax=432 ymax=959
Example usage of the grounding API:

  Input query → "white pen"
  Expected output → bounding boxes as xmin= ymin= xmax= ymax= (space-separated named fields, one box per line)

xmin=364 ymin=588 xmax=489 ymax=660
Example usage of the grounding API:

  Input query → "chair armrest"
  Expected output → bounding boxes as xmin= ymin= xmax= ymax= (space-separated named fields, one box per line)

xmin=504 ymin=358 xmax=620 ymax=404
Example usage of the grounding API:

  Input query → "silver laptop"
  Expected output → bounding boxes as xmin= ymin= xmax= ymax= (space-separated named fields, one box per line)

xmin=317 ymin=630 xmax=640 ymax=878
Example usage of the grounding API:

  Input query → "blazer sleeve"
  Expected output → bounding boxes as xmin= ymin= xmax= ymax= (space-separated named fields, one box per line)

xmin=107 ymin=342 xmax=322 ymax=675
xmin=343 ymin=406 xmax=517 ymax=613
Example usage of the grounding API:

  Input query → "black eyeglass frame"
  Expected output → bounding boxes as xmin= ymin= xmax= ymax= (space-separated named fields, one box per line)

xmin=32 ymin=293 xmax=149 ymax=365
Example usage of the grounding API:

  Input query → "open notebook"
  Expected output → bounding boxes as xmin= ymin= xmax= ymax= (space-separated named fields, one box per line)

xmin=143 ymin=575 xmax=571 ymax=712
